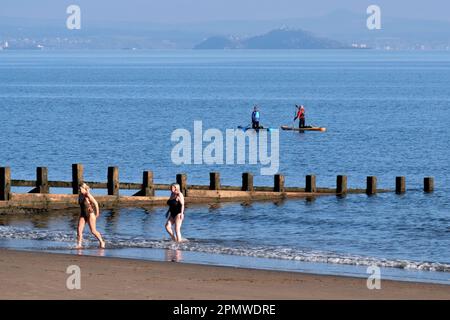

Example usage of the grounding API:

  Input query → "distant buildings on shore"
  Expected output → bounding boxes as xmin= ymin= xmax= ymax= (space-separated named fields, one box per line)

xmin=0 ymin=36 xmax=449 ymax=51
xmin=0 ymin=39 xmax=46 ymax=50
xmin=351 ymin=43 xmax=368 ymax=49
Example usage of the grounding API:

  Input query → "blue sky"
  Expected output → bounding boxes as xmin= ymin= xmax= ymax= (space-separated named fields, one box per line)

xmin=1 ymin=0 xmax=449 ymax=23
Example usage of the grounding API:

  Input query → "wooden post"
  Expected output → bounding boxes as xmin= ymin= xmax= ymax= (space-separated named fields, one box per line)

xmin=36 ymin=167 xmax=49 ymax=194
xmin=209 ymin=172 xmax=220 ymax=190
xmin=336 ymin=175 xmax=347 ymax=195
xmin=306 ymin=175 xmax=317 ymax=193
xmin=396 ymin=176 xmax=406 ymax=194
xmin=366 ymin=176 xmax=377 ymax=195
xmin=242 ymin=172 xmax=254 ymax=191
xmin=274 ymin=174 xmax=285 ymax=192
xmin=424 ymin=177 xmax=434 ymax=193
xmin=0 ymin=167 xmax=11 ymax=201
xmin=142 ymin=171 xmax=154 ymax=196
xmin=72 ymin=163 xmax=83 ymax=194
xmin=176 ymin=174 xmax=187 ymax=196
xmin=107 ymin=166 xmax=119 ymax=196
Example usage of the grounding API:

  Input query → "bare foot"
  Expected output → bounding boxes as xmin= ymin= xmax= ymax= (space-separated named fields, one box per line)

xmin=75 ymin=244 xmax=82 ymax=249
xmin=99 ymin=241 xmax=106 ymax=249
xmin=176 ymin=238 xmax=188 ymax=243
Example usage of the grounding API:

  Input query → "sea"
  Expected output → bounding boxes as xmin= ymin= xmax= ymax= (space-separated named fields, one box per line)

xmin=0 ymin=49 xmax=449 ymax=284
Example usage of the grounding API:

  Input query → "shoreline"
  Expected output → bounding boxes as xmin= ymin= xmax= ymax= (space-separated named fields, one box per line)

xmin=0 ymin=249 xmax=449 ymax=299
xmin=4 ymin=243 xmax=450 ymax=286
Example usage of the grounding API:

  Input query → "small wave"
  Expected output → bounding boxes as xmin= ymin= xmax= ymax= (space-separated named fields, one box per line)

xmin=0 ymin=226 xmax=449 ymax=273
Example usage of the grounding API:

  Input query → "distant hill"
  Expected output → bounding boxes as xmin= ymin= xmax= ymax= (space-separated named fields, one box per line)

xmin=194 ymin=36 xmax=240 ymax=49
xmin=194 ymin=28 xmax=349 ymax=49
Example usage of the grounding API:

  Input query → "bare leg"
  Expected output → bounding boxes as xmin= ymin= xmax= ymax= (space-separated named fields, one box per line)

xmin=174 ymin=214 xmax=184 ymax=242
xmin=76 ymin=217 xmax=86 ymax=249
xmin=165 ymin=218 xmax=176 ymax=241
xmin=88 ymin=214 xmax=105 ymax=248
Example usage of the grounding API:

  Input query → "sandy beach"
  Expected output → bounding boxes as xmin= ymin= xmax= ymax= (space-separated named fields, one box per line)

xmin=0 ymin=249 xmax=448 ymax=300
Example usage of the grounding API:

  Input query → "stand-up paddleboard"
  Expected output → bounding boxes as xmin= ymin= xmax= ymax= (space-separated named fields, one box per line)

xmin=238 ymin=125 xmax=275 ymax=132
xmin=281 ymin=125 xmax=326 ymax=132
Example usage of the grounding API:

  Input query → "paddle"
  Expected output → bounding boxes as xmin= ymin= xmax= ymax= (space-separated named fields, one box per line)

xmin=238 ymin=123 xmax=252 ymax=131
xmin=292 ymin=104 xmax=300 ymax=129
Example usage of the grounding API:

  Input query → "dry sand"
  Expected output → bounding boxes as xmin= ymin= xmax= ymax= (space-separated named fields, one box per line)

xmin=0 ymin=249 xmax=448 ymax=300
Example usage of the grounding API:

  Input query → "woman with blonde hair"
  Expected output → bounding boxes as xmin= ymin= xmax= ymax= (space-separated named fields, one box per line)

xmin=76 ymin=183 xmax=105 ymax=249
xmin=165 ymin=183 xmax=185 ymax=242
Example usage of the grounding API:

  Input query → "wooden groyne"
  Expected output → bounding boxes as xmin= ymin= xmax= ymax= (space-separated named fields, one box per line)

xmin=0 ymin=165 xmax=435 ymax=213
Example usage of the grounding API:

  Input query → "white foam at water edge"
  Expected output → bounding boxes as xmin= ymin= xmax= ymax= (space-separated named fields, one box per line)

xmin=0 ymin=225 xmax=449 ymax=272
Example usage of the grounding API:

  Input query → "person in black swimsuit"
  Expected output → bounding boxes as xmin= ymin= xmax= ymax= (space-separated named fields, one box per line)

xmin=77 ymin=183 xmax=105 ymax=249
xmin=165 ymin=183 xmax=185 ymax=242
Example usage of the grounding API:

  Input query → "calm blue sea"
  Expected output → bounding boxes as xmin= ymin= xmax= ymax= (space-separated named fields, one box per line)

xmin=0 ymin=50 xmax=449 ymax=284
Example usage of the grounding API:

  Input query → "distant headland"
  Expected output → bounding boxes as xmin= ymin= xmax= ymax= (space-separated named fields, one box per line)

xmin=194 ymin=28 xmax=354 ymax=50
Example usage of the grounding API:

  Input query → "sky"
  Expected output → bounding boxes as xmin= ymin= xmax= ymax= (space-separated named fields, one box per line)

xmin=1 ymin=0 xmax=450 ymax=23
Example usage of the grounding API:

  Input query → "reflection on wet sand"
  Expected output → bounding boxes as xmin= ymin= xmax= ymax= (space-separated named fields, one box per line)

xmin=165 ymin=249 xmax=182 ymax=262
xmin=75 ymin=247 xmax=105 ymax=257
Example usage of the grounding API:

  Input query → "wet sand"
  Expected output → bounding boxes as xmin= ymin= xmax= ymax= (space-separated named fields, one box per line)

xmin=0 ymin=249 xmax=448 ymax=300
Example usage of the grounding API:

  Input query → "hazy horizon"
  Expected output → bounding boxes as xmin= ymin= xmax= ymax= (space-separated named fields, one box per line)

xmin=2 ymin=0 xmax=450 ymax=50
xmin=1 ymin=0 xmax=450 ymax=23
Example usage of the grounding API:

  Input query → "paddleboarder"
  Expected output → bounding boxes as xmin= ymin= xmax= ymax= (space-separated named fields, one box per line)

xmin=251 ymin=105 xmax=260 ymax=129
xmin=294 ymin=105 xmax=306 ymax=128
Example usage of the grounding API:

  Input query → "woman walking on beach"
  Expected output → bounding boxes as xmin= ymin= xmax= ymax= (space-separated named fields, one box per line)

xmin=165 ymin=183 xmax=185 ymax=242
xmin=77 ymin=183 xmax=105 ymax=249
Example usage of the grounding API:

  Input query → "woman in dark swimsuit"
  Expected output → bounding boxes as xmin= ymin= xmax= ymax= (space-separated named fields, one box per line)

xmin=77 ymin=183 xmax=105 ymax=249
xmin=165 ymin=183 xmax=185 ymax=242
